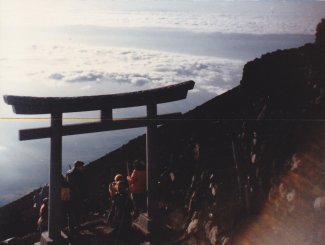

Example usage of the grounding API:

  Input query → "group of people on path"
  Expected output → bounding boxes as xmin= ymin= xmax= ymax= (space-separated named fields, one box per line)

xmin=107 ymin=160 xmax=147 ymax=241
xmin=35 ymin=159 xmax=147 ymax=241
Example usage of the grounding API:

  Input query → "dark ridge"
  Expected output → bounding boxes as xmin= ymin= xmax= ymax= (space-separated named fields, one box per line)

xmin=0 ymin=188 xmax=40 ymax=240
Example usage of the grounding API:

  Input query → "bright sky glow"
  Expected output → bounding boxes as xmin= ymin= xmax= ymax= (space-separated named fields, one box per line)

xmin=1 ymin=0 xmax=324 ymax=33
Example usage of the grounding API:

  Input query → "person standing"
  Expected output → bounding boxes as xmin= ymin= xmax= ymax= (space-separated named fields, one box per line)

xmin=127 ymin=160 xmax=146 ymax=214
xmin=66 ymin=160 xmax=86 ymax=232
xmin=108 ymin=180 xmax=133 ymax=245
xmin=109 ymin=174 xmax=125 ymax=199
xmin=37 ymin=198 xmax=49 ymax=233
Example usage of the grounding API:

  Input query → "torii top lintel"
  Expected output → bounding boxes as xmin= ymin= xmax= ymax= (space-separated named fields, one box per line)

xmin=3 ymin=81 xmax=194 ymax=141
xmin=4 ymin=81 xmax=195 ymax=115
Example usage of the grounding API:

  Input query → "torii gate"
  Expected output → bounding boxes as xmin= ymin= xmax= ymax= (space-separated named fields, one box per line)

xmin=4 ymin=80 xmax=194 ymax=244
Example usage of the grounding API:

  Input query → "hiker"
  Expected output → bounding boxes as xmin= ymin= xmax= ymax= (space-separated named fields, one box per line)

xmin=33 ymin=184 xmax=49 ymax=215
xmin=66 ymin=160 xmax=87 ymax=232
xmin=108 ymin=180 xmax=133 ymax=244
xmin=109 ymin=174 xmax=125 ymax=199
xmin=33 ymin=184 xmax=49 ymax=229
xmin=37 ymin=198 xmax=49 ymax=233
xmin=61 ymin=174 xmax=70 ymax=229
xmin=127 ymin=160 xmax=146 ymax=213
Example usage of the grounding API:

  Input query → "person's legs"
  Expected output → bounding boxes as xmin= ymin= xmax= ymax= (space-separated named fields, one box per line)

xmin=68 ymin=200 xmax=78 ymax=232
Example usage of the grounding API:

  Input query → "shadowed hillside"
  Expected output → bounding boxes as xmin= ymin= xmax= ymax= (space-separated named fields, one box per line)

xmin=1 ymin=19 xmax=325 ymax=245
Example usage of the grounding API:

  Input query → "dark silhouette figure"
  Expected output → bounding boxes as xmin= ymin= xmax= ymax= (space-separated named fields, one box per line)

xmin=61 ymin=174 xmax=70 ymax=230
xmin=108 ymin=180 xmax=133 ymax=245
xmin=66 ymin=160 xmax=86 ymax=233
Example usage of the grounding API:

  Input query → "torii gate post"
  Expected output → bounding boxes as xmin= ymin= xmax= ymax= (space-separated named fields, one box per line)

xmin=4 ymin=81 xmax=194 ymax=244
xmin=146 ymin=104 xmax=157 ymax=221
xmin=49 ymin=112 xmax=63 ymax=241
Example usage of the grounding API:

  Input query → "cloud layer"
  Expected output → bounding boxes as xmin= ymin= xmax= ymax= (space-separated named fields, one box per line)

xmin=2 ymin=0 xmax=324 ymax=34
xmin=0 ymin=44 xmax=244 ymax=100
xmin=47 ymin=45 xmax=244 ymax=93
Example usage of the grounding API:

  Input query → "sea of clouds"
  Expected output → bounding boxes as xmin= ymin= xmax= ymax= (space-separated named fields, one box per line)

xmin=2 ymin=0 xmax=324 ymax=34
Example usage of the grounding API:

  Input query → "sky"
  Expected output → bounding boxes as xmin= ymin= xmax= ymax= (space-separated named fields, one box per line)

xmin=0 ymin=0 xmax=324 ymax=206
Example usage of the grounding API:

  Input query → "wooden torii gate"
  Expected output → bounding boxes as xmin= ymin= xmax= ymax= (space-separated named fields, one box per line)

xmin=4 ymin=80 xmax=194 ymax=244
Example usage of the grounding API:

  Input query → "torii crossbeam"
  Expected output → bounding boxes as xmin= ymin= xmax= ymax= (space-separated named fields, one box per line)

xmin=4 ymin=80 xmax=195 ymax=244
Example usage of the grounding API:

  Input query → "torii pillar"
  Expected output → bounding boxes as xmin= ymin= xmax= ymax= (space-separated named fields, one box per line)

xmin=4 ymin=81 xmax=194 ymax=244
xmin=147 ymin=103 xmax=157 ymax=221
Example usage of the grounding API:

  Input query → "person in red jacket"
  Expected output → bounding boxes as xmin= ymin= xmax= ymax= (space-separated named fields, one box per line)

xmin=127 ymin=160 xmax=146 ymax=213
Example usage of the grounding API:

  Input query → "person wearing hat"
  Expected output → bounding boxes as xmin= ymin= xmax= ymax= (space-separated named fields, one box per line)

xmin=66 ymin=160 xmax=87 ymax=232
xmin=109 ymin=174 xmax=125 ymax=199
xmin=108 ymin=180 xmax=133 ymax=243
